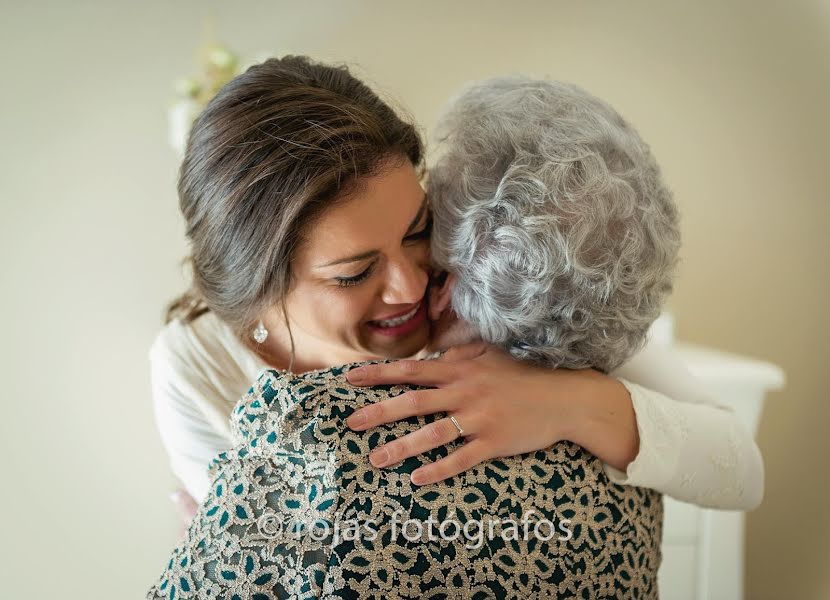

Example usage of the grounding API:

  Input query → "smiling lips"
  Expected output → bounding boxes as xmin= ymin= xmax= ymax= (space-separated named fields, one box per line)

xmin=367 ymin=301 xmax=427 ymax=336
xmin=372 ymin=302 xmax=421 ymax=326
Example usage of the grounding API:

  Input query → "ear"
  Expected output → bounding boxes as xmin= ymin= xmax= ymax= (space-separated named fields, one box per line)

xmin=428 ymin=272 xmax=456 ymax=320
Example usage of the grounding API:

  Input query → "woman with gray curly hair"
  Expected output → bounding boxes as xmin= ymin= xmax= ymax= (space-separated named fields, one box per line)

xmin=348 ymin=76 xmax=762 ymax=511
xmin=427 ymin=76 xmax=680 ymax=373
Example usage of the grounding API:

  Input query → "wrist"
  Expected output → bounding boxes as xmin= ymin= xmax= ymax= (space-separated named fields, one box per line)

xmin=560 ymin=370 xmax=640 ymax=472
xmin=543 ymin=368 xmax=607 ymax=444
xmin=556 ymin=369 xmax=607 ymax=438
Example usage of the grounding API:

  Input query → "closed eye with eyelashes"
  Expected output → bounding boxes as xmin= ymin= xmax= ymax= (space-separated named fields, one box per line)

xmin=335 ymin=213 xmax=433 ymax=288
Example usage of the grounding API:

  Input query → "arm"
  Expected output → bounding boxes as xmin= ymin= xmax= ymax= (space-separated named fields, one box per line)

xmin=411 ymin=279 xmax=763 ymax=507
xmin=149 ymin=337 xmax=235 ymax=504
xmin=556 ymin=371 xmax=641 ymax=475
xmin=342 ymin=341 xmax=764 ymax=511
xmin=603 ymin=340 xmax=765 ymax=510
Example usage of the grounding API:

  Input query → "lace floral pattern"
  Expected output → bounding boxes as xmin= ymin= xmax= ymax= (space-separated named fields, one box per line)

xmin=147 ymin=361 xmax=663 ymax=599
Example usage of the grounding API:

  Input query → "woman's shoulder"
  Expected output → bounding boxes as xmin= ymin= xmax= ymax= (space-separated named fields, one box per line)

xmin=247 ymin=356 xmax=404 ymax=388
xmin=229 ymin=358 xmax=416 ymax=446
xmin=149 ymin=311 xmax=259 ymax=377
xmin=149 ymin=315 xmax=195 ymax=364
xmin=237 ymin=357 xmax=404 ymax=415
xmin=149 ymin=311 xmax=272 ymax=440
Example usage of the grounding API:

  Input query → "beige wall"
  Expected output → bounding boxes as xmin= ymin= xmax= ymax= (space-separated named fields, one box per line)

xmin=1 ymin=1 xmax=827 ymax=597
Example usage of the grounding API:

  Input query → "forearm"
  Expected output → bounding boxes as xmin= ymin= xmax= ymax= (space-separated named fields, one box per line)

xmin=610 ymin=342 xmax=765 ymax=509
xmin=559 ymin=371 xmax=640 ymax=472
xmin=607 ymin=378 xmax=765 ymax=509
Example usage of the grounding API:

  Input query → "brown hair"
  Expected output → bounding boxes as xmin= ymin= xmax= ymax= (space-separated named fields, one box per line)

xmin=165 ymin=55 xmax=423 ymax=359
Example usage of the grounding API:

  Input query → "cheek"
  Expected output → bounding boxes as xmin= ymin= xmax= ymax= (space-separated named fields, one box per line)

xmin=299 ymin=286 xmax=375 ymax=334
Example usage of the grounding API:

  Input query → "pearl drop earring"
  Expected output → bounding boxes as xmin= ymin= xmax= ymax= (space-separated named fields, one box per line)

xmin=253 ymin=320 xmax=269 ymax=344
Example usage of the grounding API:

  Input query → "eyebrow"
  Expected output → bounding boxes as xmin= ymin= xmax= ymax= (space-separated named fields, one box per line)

xmin=316 ymin=195 xmax=428 ymax=268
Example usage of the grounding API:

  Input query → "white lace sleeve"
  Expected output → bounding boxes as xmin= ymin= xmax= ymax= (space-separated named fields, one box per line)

xmin=606 ymin=341 xmax=764 ymax=510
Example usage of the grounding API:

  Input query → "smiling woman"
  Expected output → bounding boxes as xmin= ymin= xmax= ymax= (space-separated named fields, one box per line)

xmin=153 ymin=55 xmax=434 ymax=502
xmin=167 ymin=55 xmax=431 ymax=376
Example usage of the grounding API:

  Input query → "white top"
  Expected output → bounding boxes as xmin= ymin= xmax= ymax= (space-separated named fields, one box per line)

xmin=149 ymin=311 xmax=764 ymax=509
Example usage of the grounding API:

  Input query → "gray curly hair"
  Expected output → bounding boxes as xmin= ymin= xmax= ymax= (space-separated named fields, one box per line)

xmin=428 ymin=76 xmax=681 ymax=373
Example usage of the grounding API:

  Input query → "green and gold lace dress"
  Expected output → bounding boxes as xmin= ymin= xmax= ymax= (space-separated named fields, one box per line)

xmin=147 ymin=360 xmax=663 ymax=599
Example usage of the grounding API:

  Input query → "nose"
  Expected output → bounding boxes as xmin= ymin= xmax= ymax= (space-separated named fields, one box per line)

xmin=381 ymin=253 xmax=429 ymax=306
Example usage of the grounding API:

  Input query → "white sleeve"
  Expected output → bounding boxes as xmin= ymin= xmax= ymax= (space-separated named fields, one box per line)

xmin=607 ymin=341 xmax=765 ymax=510
xmin=149 ymin=338 xmax=235 ymax=504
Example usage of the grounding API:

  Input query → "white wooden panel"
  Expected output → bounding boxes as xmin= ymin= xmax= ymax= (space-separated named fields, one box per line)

xmin=658 ymin=542 xmax=698 ymax=600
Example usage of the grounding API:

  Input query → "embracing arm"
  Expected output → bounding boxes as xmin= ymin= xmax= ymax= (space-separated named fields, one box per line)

xmin=342 ymin=341 xmax=763 ymax=511
xmin=595 ymin=341 xmax=765 ymax=510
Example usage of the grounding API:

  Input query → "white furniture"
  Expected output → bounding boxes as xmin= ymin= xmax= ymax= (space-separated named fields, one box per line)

xmin=657 ymin=341 xmax=785 ymax=600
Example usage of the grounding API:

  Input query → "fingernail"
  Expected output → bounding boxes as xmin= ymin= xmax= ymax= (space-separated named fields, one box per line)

xmin=347 ymin=368 xmax=364 ymax=383
xmin=369 ymin=448 xmax=388 ymax=467
xmin=411 ymin=470 xmax=425 ymax=485
xmin=347 ymin=410 xmax=366 ymax=429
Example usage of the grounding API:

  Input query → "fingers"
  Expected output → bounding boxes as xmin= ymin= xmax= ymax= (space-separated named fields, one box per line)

xmin=347 ymin=388 xmax=459 ymax=430
xmin=436 ymin=342 xmax=490 ymax=362
xmin=346 ymin=358 xmax=457 ymax=387
xmin=410 ymin=438 xmax=487 ymax=485
xmin=367 ymin=415 xmax=469 ymax=469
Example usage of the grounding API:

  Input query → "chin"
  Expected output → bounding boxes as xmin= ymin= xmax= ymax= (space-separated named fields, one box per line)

xmin=366 ymin=324 xmax=430 ymax=359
